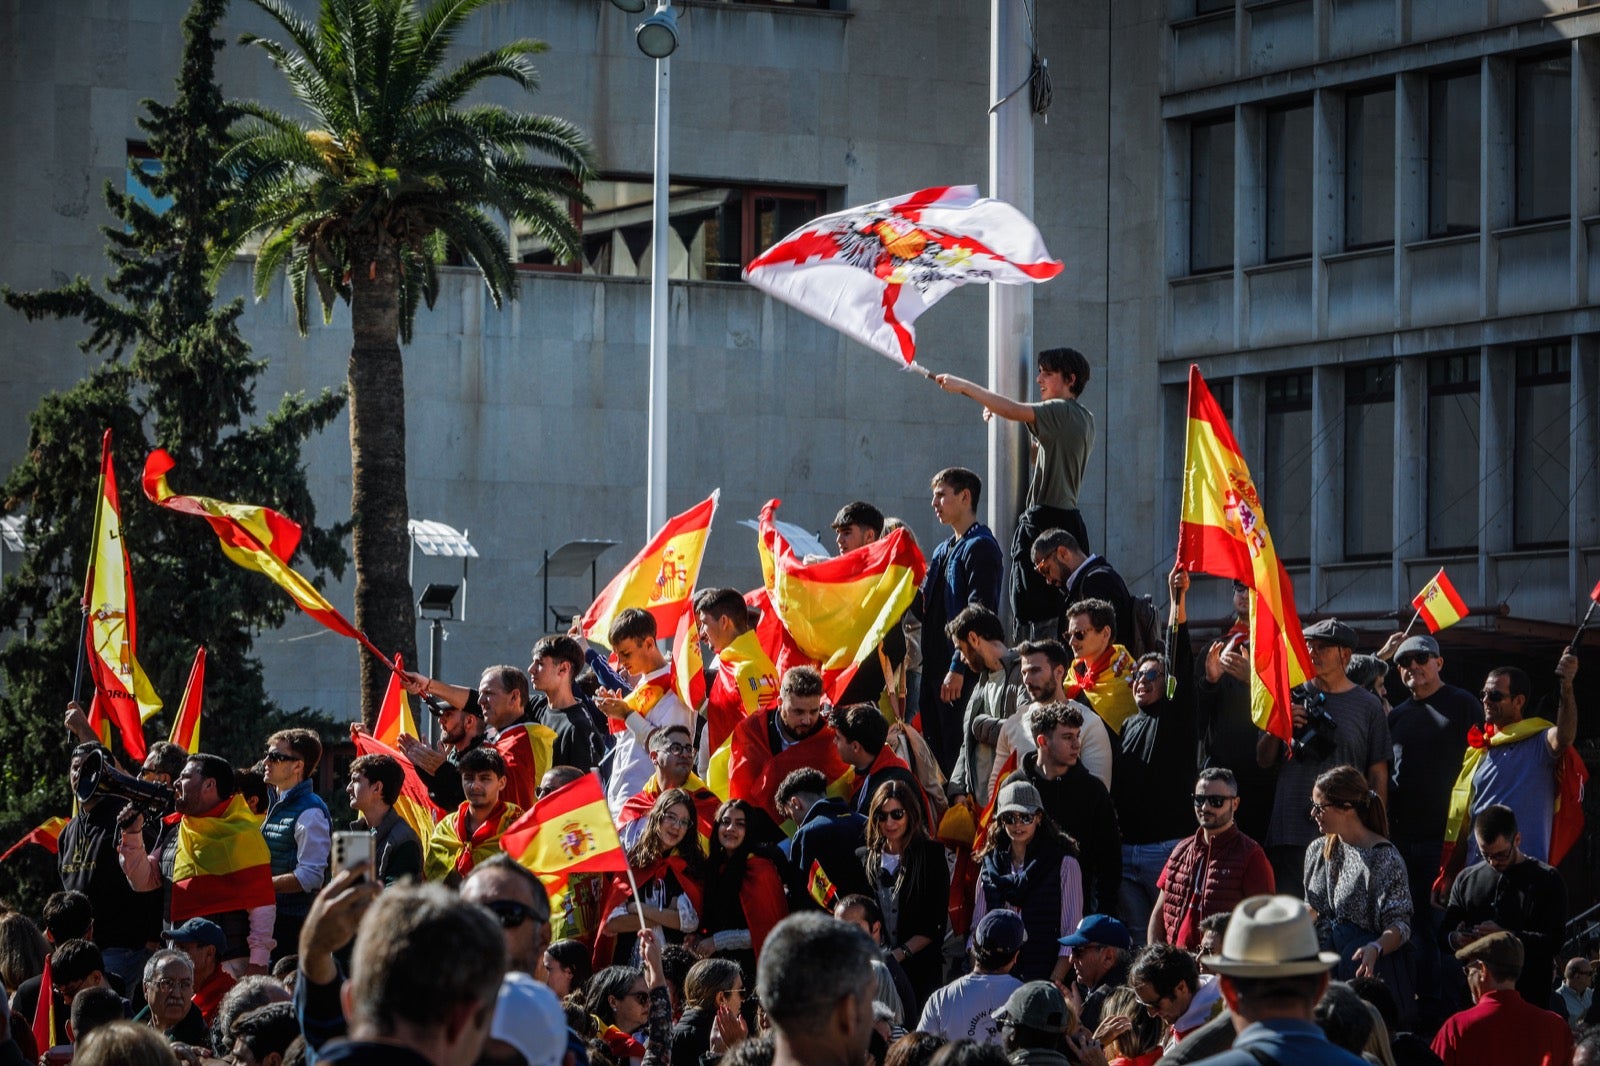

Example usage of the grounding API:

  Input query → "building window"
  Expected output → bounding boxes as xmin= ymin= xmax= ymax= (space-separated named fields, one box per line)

xmin=1264 ymin=371 xmax=1313 ymax=563
xmin=1195 ymin=0 xmax=1233 ymax=13
xmin=126 ymin=143 xmax=171 ymax=216
xmin=1212 ymin=378 xmax=1233 ymax=422
xmin=1344 ymin=364 xmax=1395 ymax=559
xmin=1345 ymin=88 xmax=1394 ymax=249
xmin=1426 ymin=354 xmax=1481 ymax=554
xmin=1515 ymin=54 xmax=1571 ymax=225
xmin=1514 ymin=343 xmax=1571 ymax=548
xmin=1428 ymin=71 xmax=1480 ymax=237
xmin=1265 ymin=103 xmax=1313 ymax=261
xmin=1190 ymin=117 xmax=1235 ymax=273
xmin=514 ymin=179 xmax=825 ymax=281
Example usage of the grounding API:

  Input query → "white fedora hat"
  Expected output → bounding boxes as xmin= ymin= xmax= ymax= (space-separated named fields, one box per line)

xmin=1200 ymin=895 xmax=1342 ymax=978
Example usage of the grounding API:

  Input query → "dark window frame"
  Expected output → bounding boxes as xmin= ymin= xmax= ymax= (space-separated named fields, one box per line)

xmin=1512 ymin=342 xmax=1572 ymax=550
xmin=1342 ymin=363 xmax=1396 ymax=560
xmin=1425 ymin=353 xmax=1482 ymax=555
xmin=1264 ymin=100 xmax=1315 ymax=263
xmin=1343 ymin=86 xmax=1396 ymax=251
xmin=1427 ymin=68 xmax=1481 ymax=239
xmin=1263 ymin=370 xmax=1315 ymax=565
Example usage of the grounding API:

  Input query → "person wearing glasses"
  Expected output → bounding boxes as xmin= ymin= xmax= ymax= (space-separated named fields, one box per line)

xmin=1149 ymin=768 xmax=1274 ymax=951
xmin=462 ymin=854 xmax=553 ymax=978
xmin=617 ymin=725 xmax=720 ymax=851
xmin=971 ymin=781 xmax=1082 ymax=985
xmin=673 ymin=958 xmax=750 ymax=1066
xmin=600 ymin=788 xmax=709 ymax=965
xmin=1060 ymin=598 xmax=1138 ymax=736
xmin=135 ymin=947 xmax=211 ymax=1049
xmin=260 ymin=728 xmax=332 ymax=963
xmin=694 ymin=798 xmax=791 ymax=970
xmin=1438 ymin=804 xmax=1566 ymax=1011
xmin=1030 ymin=527 xmax=1134 ymax=651
xmin=1556 ymin=956 xmax=1594 ymax=1029
xmin=1434 ymin=652 xmax=1580 ymax=900
xmin=1301 ymin=766 xmax=1415 ymax=1026
xmin=857 ymin=779 xmax=949 ymax=1012
xmin=1113 ymin=567 xmax=1200 ymax=947
xmin=1431 ymin=931 xmax=1573 ymax=1066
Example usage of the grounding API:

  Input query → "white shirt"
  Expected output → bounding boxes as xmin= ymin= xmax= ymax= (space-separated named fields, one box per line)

xmin=605 ymin=665 xmax=694 ymax=818
xmin=917 ymin=972 xmax=1022 ymax=1045
xmin=988 ymin=698 xmax=1112 ymax=794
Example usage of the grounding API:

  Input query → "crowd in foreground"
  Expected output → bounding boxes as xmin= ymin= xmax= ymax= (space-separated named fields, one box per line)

xmin=2 ymin=346 xmax=1595 ymax=1064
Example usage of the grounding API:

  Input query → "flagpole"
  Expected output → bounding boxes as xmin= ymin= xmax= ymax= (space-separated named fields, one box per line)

xmin=74 ymin=431 xmax=113 ymax=704
xmin=1401 ymin=609 xmax=1422 ymax=637
xmin=623 ymin=863 xmax=652 ymax=947
xmin=1572 ymin=599 xmax=1599 ymax=647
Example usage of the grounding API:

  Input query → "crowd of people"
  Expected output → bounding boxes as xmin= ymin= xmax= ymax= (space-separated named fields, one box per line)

xmin=0 ymin=345 xmax=1594 ymax=1066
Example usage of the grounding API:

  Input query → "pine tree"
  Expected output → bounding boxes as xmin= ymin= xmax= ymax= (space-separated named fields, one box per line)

xmin=0 ymin=0 xmax=347 ymax=913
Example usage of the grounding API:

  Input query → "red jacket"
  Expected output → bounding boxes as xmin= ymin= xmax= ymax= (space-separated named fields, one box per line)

xmin=1156 ymin=823 xmax=1274 ymax=949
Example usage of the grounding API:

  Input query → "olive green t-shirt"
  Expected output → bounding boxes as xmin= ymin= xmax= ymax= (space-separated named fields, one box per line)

xmin=1026 ymin=397 xmax=1095 ymax=509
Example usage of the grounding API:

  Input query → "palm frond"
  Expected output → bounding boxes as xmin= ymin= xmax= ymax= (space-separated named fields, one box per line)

xmin=419 ymin=41 xmax=544 ymax=109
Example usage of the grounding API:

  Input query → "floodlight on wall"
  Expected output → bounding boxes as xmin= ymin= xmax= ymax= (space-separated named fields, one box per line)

xmin=609 ymin=0 xmax=647 ymax=11
xmin=636 ymin=5 xmax=678 ymax=59
xmin=417 ymin=582 xmax=459 ymax=619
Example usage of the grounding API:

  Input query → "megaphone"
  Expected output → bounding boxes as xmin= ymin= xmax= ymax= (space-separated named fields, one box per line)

xmin=74 ymin=749 xmax=176 ymax=816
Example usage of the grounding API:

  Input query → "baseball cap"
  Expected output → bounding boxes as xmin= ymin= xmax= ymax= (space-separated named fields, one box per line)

xmin=491 ymin=972 xmax=566 ymax=1066
xmin=974 ymin=910 xmax=1027 ymax=955
xmin=996 ymin=781 xmax=1043 ymax=818
xmin=162 ymin=917 xmax=227 ymax=954
xmin=1395 ymin=634 xmax=1440 ymax=660
xmin=993 ymin=981 xmax=1071 ymax=1033
xmin=1058 ymin=913 xmax=1131 ymax=950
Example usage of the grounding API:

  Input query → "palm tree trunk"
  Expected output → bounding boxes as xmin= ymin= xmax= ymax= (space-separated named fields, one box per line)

xmin=347 ymin=235 xmax=418 ymax=724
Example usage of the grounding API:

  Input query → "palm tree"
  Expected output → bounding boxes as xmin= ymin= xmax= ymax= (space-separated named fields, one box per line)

xmin=221 ymin=0 xmax=595 ymax=721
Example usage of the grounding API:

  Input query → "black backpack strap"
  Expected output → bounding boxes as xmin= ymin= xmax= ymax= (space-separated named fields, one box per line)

xmin=1245 ymin=1048 xmax=1278 ymax=1066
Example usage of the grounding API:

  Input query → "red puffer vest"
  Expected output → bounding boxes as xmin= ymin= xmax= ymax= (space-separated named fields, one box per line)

xmin=1159 ymin=824 xmax=1262 ymax=947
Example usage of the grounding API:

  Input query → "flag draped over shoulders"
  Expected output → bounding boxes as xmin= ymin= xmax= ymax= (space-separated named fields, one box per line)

xmin=728 ymin=712 xmax=849 ymax=826
xmin=704 ymin=631 xmax=780 ymax=798
xmin=426 ymin=801 xmax=522 ymax=882
xmin=168 ymin=795 xmax=273 ymax=922
xmin=1176 ymin=366 xmax=1310 ymax=744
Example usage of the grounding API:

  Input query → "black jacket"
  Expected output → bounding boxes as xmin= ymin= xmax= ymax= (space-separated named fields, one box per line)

xmin=1063 ymin=556 xmax=1135 ymax=648
xmin=786 ymin=798 xmax=869 ymax=903
xmin=1006 ymin=752 xmax=1122 ymax=914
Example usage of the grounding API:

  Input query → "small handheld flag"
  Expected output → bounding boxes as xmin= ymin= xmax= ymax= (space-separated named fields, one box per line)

xmin=168 ymin=646 xmax=206 ymax=754
xmin=1410 ymin=568 xmax=1469 ymax=634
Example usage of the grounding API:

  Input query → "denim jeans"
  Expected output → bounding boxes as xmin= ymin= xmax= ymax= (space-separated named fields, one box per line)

xmin=1119 ymin=839 xmax=1181 ymax=946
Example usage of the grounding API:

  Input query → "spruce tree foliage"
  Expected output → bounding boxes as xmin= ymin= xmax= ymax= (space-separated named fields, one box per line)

xmin=221 ymin=0 xmax=596 ymax=721
xmin=0 ymin=0 xmax=347 ymax=913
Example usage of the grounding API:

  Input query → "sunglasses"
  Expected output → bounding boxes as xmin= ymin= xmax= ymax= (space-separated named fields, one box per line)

xmin=263 ymin=751 xmax=302 ymax=763
xmin=1065 ymin=630 xmax=1090 ymax=643
xmin=1309 ymin=801 xmax=1353 ymax=815
xmin=998 ymin=811 xmax=1037 ymax=826
xmin=1480 ymin=690 xmax=1510 ymax=703
xmin=484 ymin=899 xmax=548 ymax=929
xmin=1193 ymin=795 xmax=1234 ymax=809
xmin=622 ymin=990 xmax=650 ymax=1006
xmin=1396 ymin=654 xmax=1433 ymax=668
xmin=874 ymin=808 xmax=908 ymax=823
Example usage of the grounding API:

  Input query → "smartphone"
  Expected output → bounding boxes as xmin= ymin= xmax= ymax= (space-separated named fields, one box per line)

xmin=332 ymin=830 xmax=373 ymax=876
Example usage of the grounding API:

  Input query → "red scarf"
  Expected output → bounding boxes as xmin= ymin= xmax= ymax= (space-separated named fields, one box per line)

xmin=591 ymin=855 xmax=705 ymax=969
xmin=1066 ymin=645 xmax=1117 ymax=699
xmin=451 ymin=800 xmax=509 ymax=877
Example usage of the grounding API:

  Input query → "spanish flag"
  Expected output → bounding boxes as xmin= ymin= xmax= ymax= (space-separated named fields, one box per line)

xmin=0 ymin=817 xmax=68 ymax=863
xmin=1412 ymin=568 xmax=1469 ymax=633
xmin=1176 ymin=366 xmax=1311 ymax=744
xmin=31 ymin=949 xmax=55 ymax=1053
xmin=756 ymin=499 xmax=926 ymax=702
xmin=168 ymin=646 xmax=206 ymax=754
xmin=372 ymin=653 xmax=419 ymax=748
xmin=671 ymin=610 xmax=708 ymax=712
xmin=142 ymin=449 xmax=387 ymax=662
xmin=168 ymin=794 xmax=274 ymax=923
xmin=704 ymin=629 xmax=781 ymax=798
xmin=85 ymin=429 xmax=162 ymax=761
xmin=580 ymin=491 xmax=719 ymax=648
xmin=351 ymin=731 xmax=442 ymax=849
xmin=502 ymin=772 xmax=628 ymax=882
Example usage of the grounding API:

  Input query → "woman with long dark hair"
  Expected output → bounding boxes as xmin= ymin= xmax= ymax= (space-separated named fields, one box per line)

xmin=598 ymin=788 xmax=708 ymax=967
xmin=858 ymin=778 xmax=949 ymax=1011
xmin=972 ymin=780 xmax=1084 ymax=984
xmin=583 ymin=930 xmax=671 ymax=1066
xmin=695 ymin=798 xmax=791 ymax=971
xmin=1303 ymin=764 xmax=1416 ymax=1025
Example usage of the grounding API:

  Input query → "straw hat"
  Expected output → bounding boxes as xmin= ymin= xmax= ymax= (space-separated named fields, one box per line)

xmin=1200 ymin=896 xmax=1342 ymax=977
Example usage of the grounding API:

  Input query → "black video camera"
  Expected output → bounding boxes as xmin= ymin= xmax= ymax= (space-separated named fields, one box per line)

xmin=1289 ymin=684 xmax=1338 ymax=761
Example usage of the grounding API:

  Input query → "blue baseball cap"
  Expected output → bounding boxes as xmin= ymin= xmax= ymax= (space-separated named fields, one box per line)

xmin=1058 ymin=913 xmax=1131 ymax=949
xmin=162 ymin=917 xmax=227 ymax=953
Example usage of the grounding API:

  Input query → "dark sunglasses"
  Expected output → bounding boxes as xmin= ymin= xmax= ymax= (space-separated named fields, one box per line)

xmin=1396 ymin=654 xmax=1433 ymax=668
xmin=1310 ymin=800 xmax=1354 ymax=815
xmin=1132 ymin=669 xmax=1164 ymax=683
xmin=998 ymin=811 xmax=1037 ymax=826
xmin=263 ymin=751 xmax=302 ymax=763
xmin=1193 ymin=795 xmax=1234 ymax=809
xmin=484 ymin=899 xmax=548 ymax=929
xmin=874 ymin=808 xmax=908 ymax=823
xmin=1480 ymin=690 xmax=1509 ymax=703
xmin=622 ymin=990 xmax=650 ymax=1006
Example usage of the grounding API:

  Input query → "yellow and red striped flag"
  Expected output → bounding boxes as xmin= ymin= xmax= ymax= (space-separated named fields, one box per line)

xmin=1176 ymin=366 xmax=1312 ymax=744
xmin=168 ymin=646 xmax=206 ymax=754
xmin=0 ymin=817 xmax=68 ymax=863
xmin=756 ymin=499 xmax=926 ymax=702
xmin=502 ymin=772 xmax=627 ymax=883
xmin=84 ymin=429 xmax=162 ymax=761
xmin=580 ymin=491 xmax=719 ymax=648
xmin=1411 ymin=568 xmax=1469 ymax=633
xmin=351 ymin=731 xmax=441 ymax=847
xmin=169 ymin=793 xmax=274 ymax=922
xmin=372 ymin=653 xmax=419 ymax=748
xmin=142 ymin=449 xmax=388 ymax=663
xmin=671 ymin=610 xmax=707 ymax=710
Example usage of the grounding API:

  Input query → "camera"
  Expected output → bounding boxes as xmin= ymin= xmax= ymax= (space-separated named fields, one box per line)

xmin=1289 ymin=685 xmax=1338 ymax=761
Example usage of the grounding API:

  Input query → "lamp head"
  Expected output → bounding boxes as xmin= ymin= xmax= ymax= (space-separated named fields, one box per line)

xmin=609 ymin=0 xmax=648 ymax=12
xmin=636 ymin=5 xmax=679 ymax=58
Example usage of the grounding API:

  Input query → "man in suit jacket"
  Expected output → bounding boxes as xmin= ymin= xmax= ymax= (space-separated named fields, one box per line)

xmin=777 ymin=767 xmax=870 ymax=905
